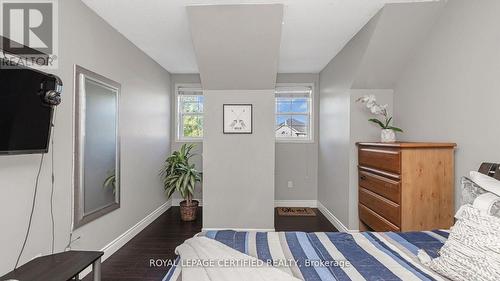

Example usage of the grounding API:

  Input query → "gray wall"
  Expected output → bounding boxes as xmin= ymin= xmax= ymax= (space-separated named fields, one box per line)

xmin=318 ymin=89 xmax=350 ymax=226
xmin=394 ymin=0 xmax=500 ymax=207
xmin=170 ymin=74 xmax=319 ymax=202
xmin=187 ymin=4 xmax=283 ymax=90
xmin=170 ymin=74 xmax=203 ymax=202
xmin=317 ymin=1 xmax=445 ymax=230
xmin=317 ymin=87 xmax=393 ymax=230
xmin=348 ymin=90 xmax=393 ymax=229
xmin=0 ymin=0 xmax=171 ymax=274
xmin=352 ymin=1 xmax=445 ymax=89
xmin=203 ymin=90 xmax=275 ymax=230
xmin=318 ymin=13 xmax=381 ymax=229
xmin=275 ymin=74 xmax=319 ymax=201
xmin=187 ymin=4 xmax=281 ymax=230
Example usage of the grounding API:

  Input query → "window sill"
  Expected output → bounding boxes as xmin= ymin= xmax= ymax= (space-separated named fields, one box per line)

xmin=276 ymin=139 xmax=315 ymax=144
xmin=175 ymin=139 xmax=203 ymax=143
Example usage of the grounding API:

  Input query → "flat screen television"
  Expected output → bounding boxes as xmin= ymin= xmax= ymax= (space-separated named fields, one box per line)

xmin=0 ymin=61 xmax=58 ymax=155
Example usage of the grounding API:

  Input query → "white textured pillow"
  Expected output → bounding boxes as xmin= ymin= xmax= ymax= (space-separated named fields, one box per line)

xmin=470 ymin=171 xmax=500 ymax=196
xmin=425 ymin=205 xmax=500 ymax=281
xmin=473 ymin=192 xmax=500 ymax=218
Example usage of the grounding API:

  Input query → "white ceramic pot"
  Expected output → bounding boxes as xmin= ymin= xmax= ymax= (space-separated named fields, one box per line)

xmin=381 ymin=129 xmax=396 ymax=143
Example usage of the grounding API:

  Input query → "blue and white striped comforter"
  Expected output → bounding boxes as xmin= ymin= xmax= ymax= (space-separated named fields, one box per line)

xmin=163 ymin=230 xmax=450 ymax=281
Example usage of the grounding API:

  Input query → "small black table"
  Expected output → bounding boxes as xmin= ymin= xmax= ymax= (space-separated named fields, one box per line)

xmin=1 ymin=251 xmax=103 ymax=281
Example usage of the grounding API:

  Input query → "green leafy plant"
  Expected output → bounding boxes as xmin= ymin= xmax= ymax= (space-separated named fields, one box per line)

xmin=159 ymin=144 xmax=201 ymax=205
xmin=356 ymin=95 xmax=403 ymax=132
xmin=368 ymin=117 xmax=403 ymax=132
xmin=103 ymin=169 xmax=116 ymax=195
xmin=183 ymin=116 xmax=203 ymax=138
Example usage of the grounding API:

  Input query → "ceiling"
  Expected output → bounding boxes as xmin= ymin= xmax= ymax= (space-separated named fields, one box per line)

xmin=82 ymin=0 xmax=435 ymax=74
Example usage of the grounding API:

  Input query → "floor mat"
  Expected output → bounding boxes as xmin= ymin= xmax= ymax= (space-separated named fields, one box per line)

xmin=277 ymin=207 xmax=316 ymax=216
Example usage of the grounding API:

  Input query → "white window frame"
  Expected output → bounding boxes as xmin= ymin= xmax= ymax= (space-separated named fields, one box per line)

xmin=275 ymin=83 xmax=315 ymax=143
xmin=174 ymin=83 xmax=314 ymax=143
xmin=175 ymin=83 xmax=203 ymax=142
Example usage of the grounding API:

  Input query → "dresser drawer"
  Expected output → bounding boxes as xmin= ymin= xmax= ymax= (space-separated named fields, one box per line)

xmin=359 ymin=170 xmax=400 ymax=204
xmin=359 ymin=147 xmax=401 ymax=174
xmin=359 ymin=188 xmax=401 ymax=226
xmin=359 ymin=204 xmax=400 ymax=232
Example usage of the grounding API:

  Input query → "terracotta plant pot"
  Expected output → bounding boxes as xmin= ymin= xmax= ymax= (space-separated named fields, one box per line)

xmin=180 ymin=200 xmax=199 ymax=221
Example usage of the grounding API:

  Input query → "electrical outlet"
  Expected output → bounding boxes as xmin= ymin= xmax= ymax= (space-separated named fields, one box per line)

xmin=287 ymin=181 xmax=294 ymax=188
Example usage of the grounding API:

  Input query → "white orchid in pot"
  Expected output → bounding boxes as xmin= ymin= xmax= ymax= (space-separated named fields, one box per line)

xmin=356 ymin=95 xmax=403 ymax=143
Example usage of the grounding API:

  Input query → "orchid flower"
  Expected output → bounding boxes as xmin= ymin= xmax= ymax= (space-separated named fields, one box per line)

xmin=356 ymin=95 xmax=403 ymax=132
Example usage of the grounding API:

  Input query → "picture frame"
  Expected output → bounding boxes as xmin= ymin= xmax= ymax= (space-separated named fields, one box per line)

xmin=223 ymin=104 xmax=253 ymax=134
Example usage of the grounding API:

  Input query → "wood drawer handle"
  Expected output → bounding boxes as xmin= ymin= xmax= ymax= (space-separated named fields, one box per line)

xmin=360 ymin=175 xmax=367 ymax=180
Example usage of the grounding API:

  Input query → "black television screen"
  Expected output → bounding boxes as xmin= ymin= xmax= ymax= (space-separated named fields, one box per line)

xmin=0 ymin=63 xmax=56 ymax=155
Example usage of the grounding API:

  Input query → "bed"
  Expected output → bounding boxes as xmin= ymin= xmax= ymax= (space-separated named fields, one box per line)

xmin=163 ymin=229 xmax=449 ymax=281
xmin=162 ymin=162 xmax=500 ymax=281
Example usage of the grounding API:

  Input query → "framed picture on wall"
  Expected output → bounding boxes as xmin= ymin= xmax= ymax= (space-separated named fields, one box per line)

xmin=223 ymin=104 xmax=253 ymax=134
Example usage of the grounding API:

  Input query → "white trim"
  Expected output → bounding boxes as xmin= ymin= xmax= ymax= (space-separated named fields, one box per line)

xmin=172 ymin=199 xmax=315 ymax=208
xmin=79 ymin=200 xmax=172 ymax=278
xmin=317 ymin=201 xmax=358 ymax=233
xmin=174 ymin=83 xmax=203 ymax=142
xmin=202 ymin=228 xmax=276 ymax=232
xmin=172 ymin=198 xmax=203 ymax=206
xmin=274 ymin=200 xmax=317 ymax=208
xmin=276 ymin=138 xmax=315 ymax=144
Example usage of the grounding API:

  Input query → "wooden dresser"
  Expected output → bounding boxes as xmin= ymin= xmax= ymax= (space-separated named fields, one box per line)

xmin=357 ymin=142 xmax=456 ymax=232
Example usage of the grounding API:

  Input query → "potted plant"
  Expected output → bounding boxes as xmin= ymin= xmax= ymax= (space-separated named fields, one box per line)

xmin=356 ymin=95 xmax=403 ymax=142
xmin=160 ymin=144 xmax=201 ymax=221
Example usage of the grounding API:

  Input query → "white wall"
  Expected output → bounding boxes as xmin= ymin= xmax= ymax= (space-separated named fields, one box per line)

xmin=0 ymin=0 xmax=171 ymax=274
xmin=170 ymin=73 xmax=319 ymax=203
xmin=394 ymin=0 xmax=500 ymax=206
xmin=203 ymin=90 xmax=275 ymax=230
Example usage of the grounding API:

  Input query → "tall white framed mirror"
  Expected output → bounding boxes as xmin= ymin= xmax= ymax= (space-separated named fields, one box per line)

xmin=74 ymin=65 xmax=120 ymax=229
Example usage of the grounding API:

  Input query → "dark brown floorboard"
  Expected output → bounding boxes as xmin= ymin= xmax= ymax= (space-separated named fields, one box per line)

xmin=83 ymin=206 xmax=336 ymax=281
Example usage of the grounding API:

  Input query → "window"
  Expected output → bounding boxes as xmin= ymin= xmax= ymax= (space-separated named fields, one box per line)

xmin=175 ymin=84 xmax=314 ymax=142
xmin=275 ymin=85 xmax=313 ymax=142
xmin=176 ymin=86 xmax=203 ymax=141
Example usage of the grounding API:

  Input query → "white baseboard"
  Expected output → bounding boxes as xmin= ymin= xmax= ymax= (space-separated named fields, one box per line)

xmin=172 ymin=198 xmax=203 ymax=206
xmin=172 ymin=199 xmax=315 ymax=208
xmin=79 ymin=200 xmax=172 ymax=278
xmin=317 ymin=201 xmax=357 ymax=233
xmin=274 ymin=200 xmax=317 ymax=208
xmin=202 ymin=228 xmax=275 ymax=232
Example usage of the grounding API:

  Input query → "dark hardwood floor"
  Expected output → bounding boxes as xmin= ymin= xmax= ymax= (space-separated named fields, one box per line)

xmin=84 ymin=207 xmax=336 ymax=281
